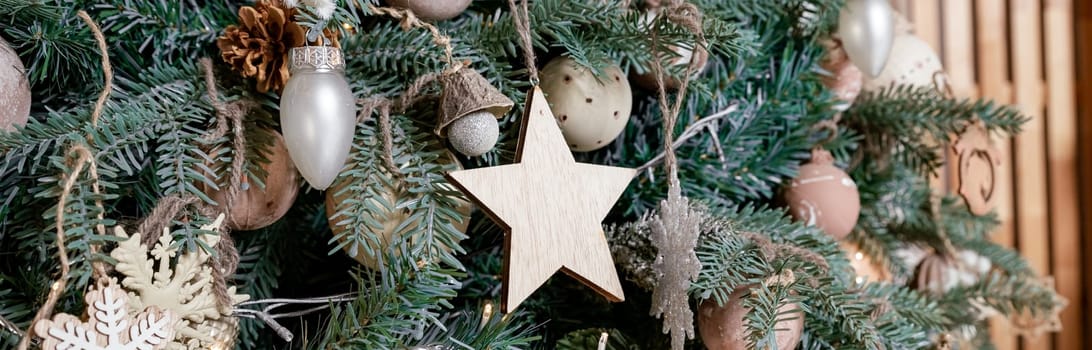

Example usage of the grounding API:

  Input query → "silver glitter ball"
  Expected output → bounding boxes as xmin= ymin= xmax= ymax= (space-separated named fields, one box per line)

xmin=447 ymin=111 xmax=499 ymax=156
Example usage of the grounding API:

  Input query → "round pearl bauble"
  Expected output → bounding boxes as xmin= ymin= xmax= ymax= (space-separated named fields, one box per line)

xmin=386 ymin=0 xmax=471 ymax=21
xmin=446 ymin=111 xmax=499 ymax=156
xmin=0 ymin=37 xmax=31 ymax=131
xmin=698 ymin=288 xmax=805 ymax=350
xmin=202 ymin=131 xmax=300 ymax=231
xmin=325 ymin=152 xmax=471 ymax=270
xmin=280 ymin=47 xmax=356 ymax=190
xmin=538 ymin=57 xmax=633 ymax=152
xmin=784 ymin=150 xmax=860 ymax=240
xmin=862 ymin=32 xmax=946 ymax=93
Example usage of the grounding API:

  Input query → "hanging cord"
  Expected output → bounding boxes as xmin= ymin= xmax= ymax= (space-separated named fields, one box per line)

xmin=507 ymin=0 xmax=539 ymax=84
xmin=200 ymin=58 xmax=251 ymax=211
xmin=648 ymin=0 xmax=704 ymax=187
xmin=19 ymin=11 xmax=115 ymax=348
xmin=358 ymin=6 xmax=466 ymax=176
xmin=17 ymin=146 xmax=92 ymax=350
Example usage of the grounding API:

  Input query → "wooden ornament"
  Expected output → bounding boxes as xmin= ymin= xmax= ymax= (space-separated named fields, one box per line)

xmin=0 ymin=37 xmax=31 ymax=131
xmin=386 ymin=0 xmax=471 ymax=21
xmin=538 ymin=57 xmax=633 ymax=152
xmin=446 ymin=87 xmax=635 ymax=312
xmin=203 ymin=130 xmax=300 ymax=231
xmin=697 ymin=288 xmax=804 ymax=350
xmin=952 ymin=121 xmax=1001 ymax=216
xmin=325 ymin=151 xmax=472 ymax=270
xmin=111 ymin=215 xmax=249 ymax=349
xmin=784 ymin=149 xmax=860 ymax=240
xmin=33 ymin=280 xmax=177 ymax=350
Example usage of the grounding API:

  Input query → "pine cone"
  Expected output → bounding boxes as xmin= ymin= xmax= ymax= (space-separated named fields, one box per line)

xmin=217 ymin=0 xmax=306 ymax=93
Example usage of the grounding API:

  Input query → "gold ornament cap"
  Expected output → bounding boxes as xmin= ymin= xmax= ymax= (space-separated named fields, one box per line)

xmin=437 ymin=67 xmax=514 ymax=135
xmin=289 ymin=46 xmax=345 ymax=72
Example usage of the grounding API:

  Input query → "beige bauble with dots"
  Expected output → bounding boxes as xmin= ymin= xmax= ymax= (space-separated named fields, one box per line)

xmin=0 ymin=37 xmax=31 ymax=131
xmin=862 ymin=32 xmax=947 ymax=93
xmin=784 ymin=149 xmax=860 ymax=240
xmin=539 ymin=57 xmax=633 ymax=152
xmin=698 ymin=287 xmax=804 ymax=350
xmin=386 ymin=0 xmax=471 ymax=21
xmin=325 ymin=152 xmax=471 ymax=269
xmin=201 ymin=130 xmax=300 ymax=231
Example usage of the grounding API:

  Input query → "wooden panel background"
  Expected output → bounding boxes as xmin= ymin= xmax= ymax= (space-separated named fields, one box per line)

xmin=890 ymin=1 xmax=1083 ymax=349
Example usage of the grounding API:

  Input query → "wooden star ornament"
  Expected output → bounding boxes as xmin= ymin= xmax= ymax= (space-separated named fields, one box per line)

xmin=446 ymin=87 xmax=635 ymax=312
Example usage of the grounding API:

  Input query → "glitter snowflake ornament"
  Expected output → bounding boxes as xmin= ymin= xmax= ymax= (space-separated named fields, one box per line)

xmin=33 ymin=280 xmax=176 ymax=350
xmin=110 ymin=215 xmax=249 ymax=350
xmin=649 ymin=186 xmax=703 ymax=350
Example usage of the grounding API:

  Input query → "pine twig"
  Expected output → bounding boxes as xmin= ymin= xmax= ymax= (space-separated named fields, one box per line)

xmin=635 ymin=102 xmax=742 ymax=174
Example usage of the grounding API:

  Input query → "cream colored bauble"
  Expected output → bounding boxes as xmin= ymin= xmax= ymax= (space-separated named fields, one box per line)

xmin=631 ymin=8 xmax=709 ymax=91
xmin=446 ymin=110 xmax=500 ymax=156
xmin=539 ymin=57 xmax=633 ymax=152
xmin=386 ymin=0 xmax=471 ymax=21
xmin=697 ymin=288 xmax=805 ymax=350
xmin=862 ymin=32 xmax=947 ymax=93
xmin=0 ymin=37 xmax=31 ymax=131
xmin=325 ymin=152 xmax=472 ymax=269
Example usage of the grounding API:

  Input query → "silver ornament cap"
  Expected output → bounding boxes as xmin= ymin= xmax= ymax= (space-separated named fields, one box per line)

xmin=280 ymin=46 xmax=356 ymax=190
xmin=837 ymin=0 xmax=895 ymax=77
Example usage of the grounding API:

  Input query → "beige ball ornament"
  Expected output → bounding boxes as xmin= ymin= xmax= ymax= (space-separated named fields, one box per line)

xmin=862 ymin=32 xmax=947 ymax=93
xmin=202 ymin=131 xmax=301 ymax=231
xmin=325 ymin=152 xmax=472 ymax=269
xmin=386 ymin=0 xmax=471 ymax=21
xmin=0 ymin=37 xmax=31 ymax=131
xmin=539 ymin=57 xmax=633 ymax=152
xmin=698 ymin=288 xmax=805 ymax=350
xmin=784 ymin=149 xmax=860 ymax=240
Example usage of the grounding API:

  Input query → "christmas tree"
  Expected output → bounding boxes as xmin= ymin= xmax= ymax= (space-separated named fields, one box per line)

xmin=0 ymin=0 xmax=1066 ymax=349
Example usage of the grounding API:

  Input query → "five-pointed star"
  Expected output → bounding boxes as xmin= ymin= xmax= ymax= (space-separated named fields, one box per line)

xmin=446 ymin=87 xmax=635 ymax=312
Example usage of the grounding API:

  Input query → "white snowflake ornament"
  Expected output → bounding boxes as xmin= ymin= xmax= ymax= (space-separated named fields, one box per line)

xmin=110 ymin=215 xmax=249 ymax=350
xmin=33 ymin=280 xmax=176 ymax=350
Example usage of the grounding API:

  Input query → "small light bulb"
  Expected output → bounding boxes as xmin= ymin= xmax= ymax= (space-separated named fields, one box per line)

xmin=854 ymin=252 xmax=864 ymax=261
xmin=855 ymin=276 xmax=865 ymax=285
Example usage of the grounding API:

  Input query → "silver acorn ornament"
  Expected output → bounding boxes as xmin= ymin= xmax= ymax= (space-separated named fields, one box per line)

xmin=280 ymin=46 xmax=356 ymax=190
xmin=837 ymin=0 xmax=895 ymax=77
xmin=437 ymin=67 xmax=513 ymax=157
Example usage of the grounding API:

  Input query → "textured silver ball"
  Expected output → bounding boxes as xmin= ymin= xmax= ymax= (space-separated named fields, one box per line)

xmin=0 ymin=37 xmax=30 ymax=131
xmin=447 ymin=111 xmax=499 ymax=156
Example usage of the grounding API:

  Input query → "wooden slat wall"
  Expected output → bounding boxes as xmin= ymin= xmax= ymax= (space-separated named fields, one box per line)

xmin=898 ymin=1 xmax=1083 ymax=349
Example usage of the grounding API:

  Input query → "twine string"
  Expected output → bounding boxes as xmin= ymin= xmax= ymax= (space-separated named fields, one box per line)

xmin=649 ymin=0 xmax=704 ymax=187
xmin=200 ymin=58 xmax=250 ymax=210
xmin=507 ymin=0 xmax=539 ymax=84
xmin=18 ymin=146 xmax=93 ymax=350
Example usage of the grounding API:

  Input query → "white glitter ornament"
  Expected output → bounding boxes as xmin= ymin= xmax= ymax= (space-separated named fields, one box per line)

xmin=447 ymin=111 xmax=500 ymax=157
xmin=539 ymin=57 xmax=633 ymax=152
